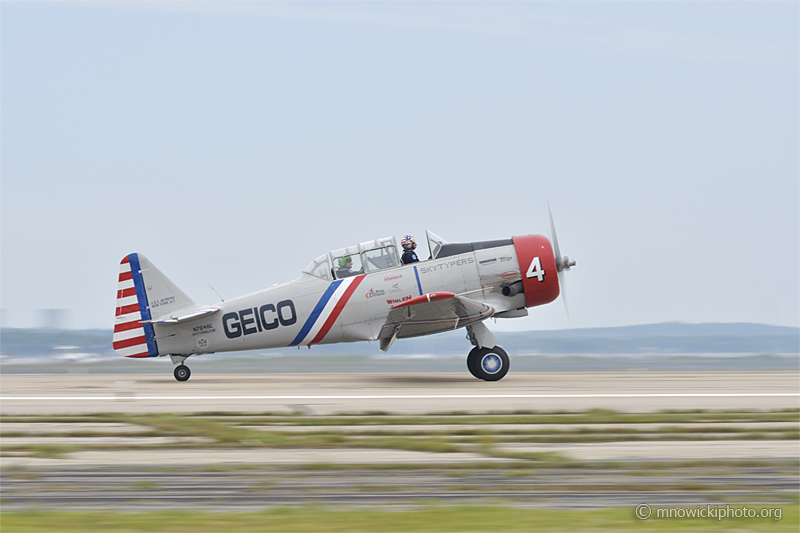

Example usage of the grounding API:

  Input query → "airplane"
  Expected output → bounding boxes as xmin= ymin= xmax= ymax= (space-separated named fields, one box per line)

xmin=113 ymin=214 xmax=575 ymax=382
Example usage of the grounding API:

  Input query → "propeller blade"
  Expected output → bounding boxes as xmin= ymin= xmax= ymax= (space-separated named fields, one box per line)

xmin=548 ymin=203 xmax=571 ymax=323
xmin=548 ymin=204 xmax=563 ymax=273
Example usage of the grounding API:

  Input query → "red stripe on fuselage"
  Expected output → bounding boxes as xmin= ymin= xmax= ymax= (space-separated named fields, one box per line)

xmin=309 ymin=274 xmax=366 ymax=345
xmin=113 ymin=335 xmax=147 ymax=350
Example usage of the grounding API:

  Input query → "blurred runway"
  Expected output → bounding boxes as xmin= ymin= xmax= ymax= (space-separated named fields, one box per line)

xmin=2 ymin=371 xmax=798 ymax=415
xmin=4 ymin=466 xmax=797 ymax=512
xmin=3 ymin=373 xmax=797 ymax=512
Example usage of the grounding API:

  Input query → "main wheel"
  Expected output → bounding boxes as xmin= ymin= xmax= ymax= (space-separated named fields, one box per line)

xmin=466 ymin=347 xmax=482 ymax=379
xmin=174 ymin=364 xmax=191 ymax=382
xmin=467 ymin=346 xmax=510 ymax=381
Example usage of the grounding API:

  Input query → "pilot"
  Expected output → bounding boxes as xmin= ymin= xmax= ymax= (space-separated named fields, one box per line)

xmin=336 ymin=256 xmax=357 ymax=278
xmin=401 ymin=235 xmax=419 ymax=265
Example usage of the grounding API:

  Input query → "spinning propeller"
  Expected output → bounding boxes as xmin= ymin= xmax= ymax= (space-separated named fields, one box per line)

xmin=548 ymin=204 xmax=576 ymax=321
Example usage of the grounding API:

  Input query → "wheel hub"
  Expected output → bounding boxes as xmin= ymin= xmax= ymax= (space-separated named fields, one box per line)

xmin=481 ymin=353 xmax=502 ymax=374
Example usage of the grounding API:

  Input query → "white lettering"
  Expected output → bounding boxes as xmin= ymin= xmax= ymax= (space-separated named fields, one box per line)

xmin=526 ymin=257 xmax=545 ymax=282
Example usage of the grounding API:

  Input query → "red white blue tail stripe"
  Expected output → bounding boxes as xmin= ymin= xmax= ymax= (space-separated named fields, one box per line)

xmin=290 ymin=274 xmax=365 ymax=346
xmin=113 ymin=254 xmax=159 ymax=358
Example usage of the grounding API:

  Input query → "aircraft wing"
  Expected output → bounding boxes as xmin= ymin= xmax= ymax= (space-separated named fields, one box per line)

xmin=378 ymin=292 xmax=494 ymax=352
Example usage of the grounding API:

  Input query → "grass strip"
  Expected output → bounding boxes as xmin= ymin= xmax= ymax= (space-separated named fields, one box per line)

xmin=2 ymin=505 xmax=797 ymax=532
xmin=210 ymin=411 xmax=800 ymax=426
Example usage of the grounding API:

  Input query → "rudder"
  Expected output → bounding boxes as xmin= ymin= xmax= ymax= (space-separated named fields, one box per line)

xmin=113 ymin=253 xmax=197 ymax=358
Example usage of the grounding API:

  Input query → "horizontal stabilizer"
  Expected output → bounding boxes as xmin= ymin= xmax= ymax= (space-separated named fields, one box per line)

xmin=142 ymin=307 xmax=220 ymax=324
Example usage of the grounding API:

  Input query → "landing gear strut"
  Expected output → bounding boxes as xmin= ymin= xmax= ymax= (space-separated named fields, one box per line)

xmin=174 ymin=364 xmax=191 ymax=382
xmin=465 ymin=322 xmax=509 ymax=381
xmin=466 ymin=346 xmax=509 ymax=381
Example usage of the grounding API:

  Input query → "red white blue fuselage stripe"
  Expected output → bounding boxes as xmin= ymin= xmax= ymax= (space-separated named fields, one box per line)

xmin=289 ymin=274 xmax=365 ymax=346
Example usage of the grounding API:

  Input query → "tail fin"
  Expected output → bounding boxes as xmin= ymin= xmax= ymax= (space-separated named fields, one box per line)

xmin=113 ymin=253 xmax=197 ymax=358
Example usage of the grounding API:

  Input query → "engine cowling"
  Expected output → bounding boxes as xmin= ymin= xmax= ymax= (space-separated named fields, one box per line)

xmin=512 ymin=234 xmax=560 ymax=308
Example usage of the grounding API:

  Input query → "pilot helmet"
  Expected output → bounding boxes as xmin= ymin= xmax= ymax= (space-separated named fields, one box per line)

xmin=338 ymin=256 xmax=352 ymax=268
xmin=401 ymin=235 xmax=416 ymax=251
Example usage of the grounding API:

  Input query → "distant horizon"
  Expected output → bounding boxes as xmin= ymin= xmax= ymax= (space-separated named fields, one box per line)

xmin=2 ymin=321 xmax=797 ymax=366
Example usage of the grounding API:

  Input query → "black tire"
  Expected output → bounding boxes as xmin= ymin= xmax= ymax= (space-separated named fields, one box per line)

xmin=466 ymin=347 xmax=482 ymax=379
xmin=469 ymin=346 xmax=510 ymax=381
xmin=174 ymin=365 xmax=191 ymax=382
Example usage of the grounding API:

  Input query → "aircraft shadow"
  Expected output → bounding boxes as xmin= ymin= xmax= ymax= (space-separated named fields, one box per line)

xmin=365 ymin=374 xmax=476 ymax=385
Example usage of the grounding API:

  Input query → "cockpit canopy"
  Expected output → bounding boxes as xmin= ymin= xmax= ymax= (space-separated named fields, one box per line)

xmin=303 ymin=236 xmax=401 ymax=281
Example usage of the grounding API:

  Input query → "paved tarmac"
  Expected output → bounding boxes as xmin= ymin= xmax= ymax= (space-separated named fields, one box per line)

xmin=496 ymin=440 xmax=800 ymax=461
xmin=3 ymin=440 xmax=798 ymax=470
xmin=3 ymin=448 xmax=510 ymax=469
xmin=2 ymin=372 xmax=798 ymax=415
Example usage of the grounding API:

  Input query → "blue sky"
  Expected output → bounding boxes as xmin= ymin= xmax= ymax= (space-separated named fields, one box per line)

xmin=1 ymin=1 xmax=798 ymax=331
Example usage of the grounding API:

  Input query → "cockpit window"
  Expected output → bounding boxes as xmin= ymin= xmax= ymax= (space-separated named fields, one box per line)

xmin=303 ymin=255 xmax=331 ymax=281
xmin=332 ymin=253 xmax=363 ymax=278
xmin=327 ymin=237 xmax=401 ymax=280
xmin=362 ymin=246 xmax=399 ymax=273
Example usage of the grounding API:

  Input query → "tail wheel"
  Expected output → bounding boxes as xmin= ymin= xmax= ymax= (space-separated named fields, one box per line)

xmin=467 ymin=346 xmax=510 ymax=381
xmin=174 ymin=364 xmax=191 ymax=382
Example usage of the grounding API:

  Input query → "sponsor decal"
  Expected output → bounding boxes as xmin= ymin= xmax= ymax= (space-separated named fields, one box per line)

xmin=501 ymin=270 xmax=519 ymax=280
xmin=223 ymin=300 xmax=297 ymax=339
xmin=384 ymin=274 xmax=402 ymax=282
xmin=500 ymin=256 xmax=514 ymax=263
xmin=150 ymin=295 xmax=176 ymax=309
xmin=366 ymin=288 xmax=386 ymax=298
xmin=388 ymin=283 xmax=403 ymax=294
xmin=196 ymin=338 xmax=208 ymax=348
xmin=479 ymin=258 xmax=497 ymax=265
xmin=386 ymin=295 xmax=413 ymax=305
xmin=419 ymin=257 xmax=474 ymax=274
xmin=192 ymin=323 xmax=216 ymax=337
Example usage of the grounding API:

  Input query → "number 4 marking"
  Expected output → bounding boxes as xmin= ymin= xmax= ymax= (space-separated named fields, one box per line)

xmin=526 ymin=257 xmax=545 ymax=282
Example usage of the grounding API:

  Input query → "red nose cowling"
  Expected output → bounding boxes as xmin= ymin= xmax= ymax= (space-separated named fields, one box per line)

xmin=512 ymin=234 xmax=560 ymax=308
